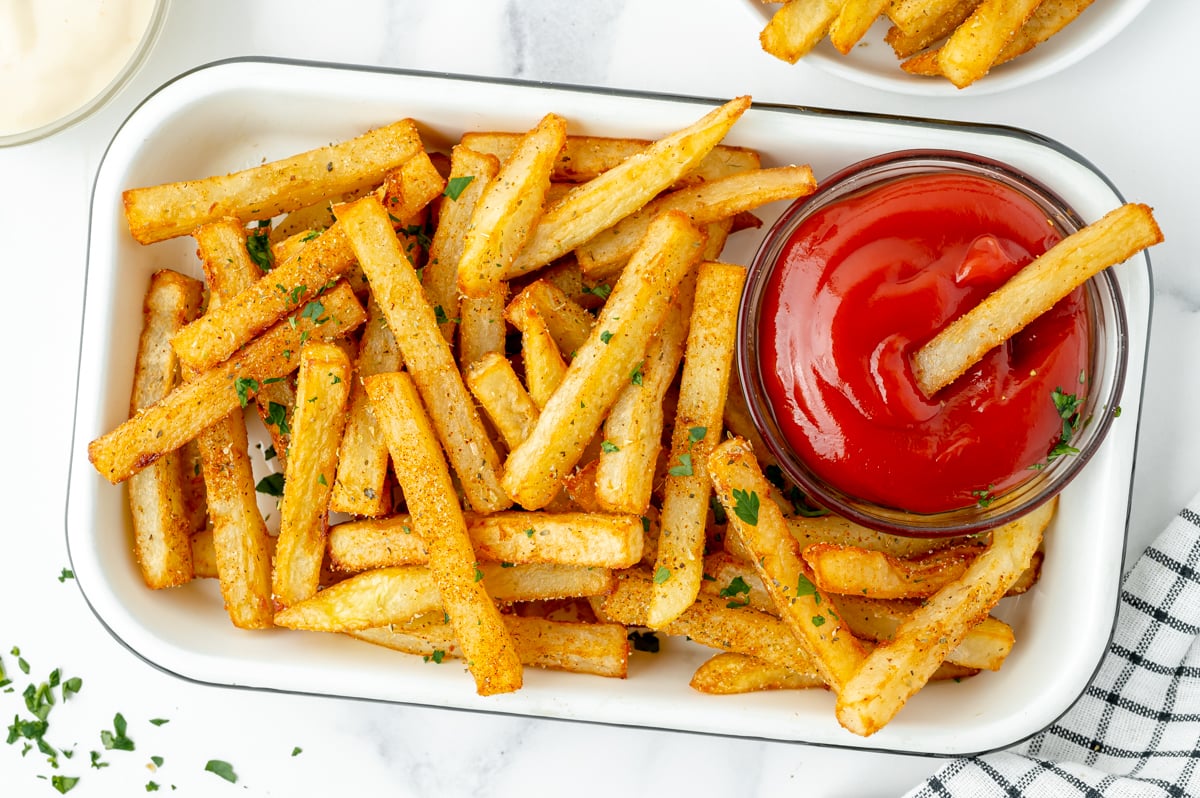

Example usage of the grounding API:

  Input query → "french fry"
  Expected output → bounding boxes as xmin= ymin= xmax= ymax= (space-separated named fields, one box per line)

xmin=190 ymin=529 xmax=218 ymax=580
xmin=507 ymin=280 xmax=595 ymax=358
xmin=995 ymin=0 xmax=1096 ymax=66
xmin=327 ymin=511 xmax=643 ymax=571
xmin=509 ymin=302 xmax=567 ymax=410
xmin=456 ymin=113 xmax=566 ymax=298
xmin=646 ymin=262 xmax=745 ymax=626
xmin=459 ymin=288 xmax=507 ymax=371
xmin=760 ymin=0 xmax=846 ymax=64
xmin=689 ymin=652 xmax=978 ymax=694
xmin=424 ymin=146 xmax=499 ymax=344
xmin=350 ymin=614 xmax=629 ymax=678
xmin=271 ymin=342 xmax=352 ymax=607
xmin=364 ymin=371 xmax=522 ymax=695
xmin=836 ymin=498 xmax=1055 ymax=735
xmin=803 ymin=541 xmax=987 ymax=599
xmin=887 ymin=0 xmax=969 ymax=33
xmin=935 ymin=0 xmax=1043 ymax=88
xmin=89 ymin=281 xmax=365 ymax=484
xmin=380 ymin=150 xmax=447 ymax=223
xmin=340 ymin=196 xmax=510 ymax=513
xmin=502 ymin=211 xmax=704 ymax=510
xmin=126 ymin=269 xmax=203 ymax=589
xmin=172 ymin=223 xmax=358 ymax=374
xmin=708 ymin=437 xmax=866 ymax=694
xmin=330 ymin=298 xmax=402 ymax=517
xmin=787 ymin=513 xmax=970 ymax=559
xmin=465 ymin=352 xmax=540 ymax=450
xmin=885 ymin=0 xmax=982 ymax=58
xmin=122 ymin=118 xmax=423 ymax=244
xmin=913 ymin=203 xmax=1162 ymax=396
xmin=575 ymin=166 xmax=816 ymax=279
xmin=829 ymin=0 xmax=892 ymax=54
xmin=505 ymin=97 xmax=750 ymax=279
xmin=460 ymin=132 xmax=761 ymax=186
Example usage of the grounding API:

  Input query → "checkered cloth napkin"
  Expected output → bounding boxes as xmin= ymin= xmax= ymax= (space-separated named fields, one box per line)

xmin=904 ymin=494 xmax=1200 ymax=798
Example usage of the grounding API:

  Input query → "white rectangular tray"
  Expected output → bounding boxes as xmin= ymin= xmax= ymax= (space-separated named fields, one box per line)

xmin=66 ymin=58 xmax=1151 ymax=755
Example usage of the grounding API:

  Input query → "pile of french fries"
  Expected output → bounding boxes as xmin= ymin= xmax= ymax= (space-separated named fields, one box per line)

xmin=90 ymin=95 xmax=1150 ymax=735
xmin=759 ymin=0 xmax=1099 ymax=88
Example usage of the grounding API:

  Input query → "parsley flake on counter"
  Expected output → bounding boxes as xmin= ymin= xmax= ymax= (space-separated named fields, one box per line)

xmin=443 ymin=175 xmax=475 ymax=201
xmin=731 ymin=488 xmax=759 ymax=526
xmin=100 ymin=713 xmax=134 ymax=752
xmin=58 ymin=569 xmax=74 ymax=583
xmin=146 ymin=782 xmax=160 ymax=792
xmin=148 ymin=719 xmax=169 ymax=727
xmin=50 ymin=775 xmax=79 ymax=794
xmin=291 ymin=746 xmax=302 ymax=757
xmin=204 ymin=759 xmax=238 ymax=783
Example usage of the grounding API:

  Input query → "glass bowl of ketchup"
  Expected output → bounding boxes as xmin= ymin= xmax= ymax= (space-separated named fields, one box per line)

xmin=738 ymin=150 xmax=1128 ymax=537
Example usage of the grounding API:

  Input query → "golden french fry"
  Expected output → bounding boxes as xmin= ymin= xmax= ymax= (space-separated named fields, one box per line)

xmin=460 ymin=132 xmax=761 ymax=186
xmin=836 ymin=499 xmax=1055 ymax=736
xmin=380 ymin=150 xmax=447 ymax=222
xmin=341 ymin=196 xmax=510 ymax=513
xmin=803 ymin=541 xmax=987 ymax=600
xmin=425 ymin=146 xmax=499 ymax=344
xmin=327 ymin=511 xmax=643 ymax=571
xmin=364 ymin=371 xmax=522 ymax=695
xmin=689 ymin=652 xmax=978 ymax=694
xmin=787 ymin=513 xmax=971 ymax=558
xmin=829 ymin=0 xmax=891 ymax=54
xmin=646 ymin=263 xmax=745 ymax=626
xmin=510 ymin=302 xmax=567 ymax=410
xmin=900 ymin=49 xmax=942 ymax=77
xmin=457 ymin=113 xmax=566 ymax=298
xmin=465 ymin=352 xmax=540 ymax=450
xmin=190 ymin=528 xmax=218 ymax=579
xmin=575 ymin=165 xmax=815 ymax=279
xmin=886 ymin=0 xmax=968 ymax=33
xmin=89 ymin=281 xmax=365 ymax=484
xmin=271 ymin=342 xmax=352 ymax=607
xmin=885 ymin=0 xmax=982 ymax=57
xmin=914 ymin=203 xmax=1162 ymax=396
xmin=350 ymin=614 xmax=629 ymax=678
xmin=330 ymin=298 xmax=402 ymax=517
xmin=995 ymin=0 xmax=1096 ymax=66
xmin=935 ymin=0 xmax=1043 ymax=88
xmin=459 ymin=288 xmax=507 ymax=372
xmin=507 ymin=280 xmax=595 ymax=359
xmin=126 ymin=269 xmax=203 ymax=589
xmin=172 ymin=223 xmax=358 ymax=374
xmin=505 ymin=97 xmax=750 ymax=278
xmin=760 ymin=0 xmax=846 ymax=64
xmin=502 ymin=211 xmax=704 ymax=510
xmin=708 ymin=437 xmax=866 ymax=694
xmin=122 ymin=118 xmax=423 ymax=244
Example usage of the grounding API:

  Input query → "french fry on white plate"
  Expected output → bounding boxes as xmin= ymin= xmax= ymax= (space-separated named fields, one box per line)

xmin=465 ymin=352 xmax=540 ymax=450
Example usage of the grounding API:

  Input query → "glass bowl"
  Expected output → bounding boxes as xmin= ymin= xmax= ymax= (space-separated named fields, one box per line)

xmin=737 ymin=150 xmax=1129 ymax=537
xmin=0 ymin=0 xmax=169 ymax=147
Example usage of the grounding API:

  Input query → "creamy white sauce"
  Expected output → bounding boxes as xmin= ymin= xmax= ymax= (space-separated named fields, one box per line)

xmin=0 ymin=0 xmax=157 ymax=136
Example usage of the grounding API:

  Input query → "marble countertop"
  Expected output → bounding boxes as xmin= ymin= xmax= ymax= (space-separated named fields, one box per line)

xmin=3 ymin=1 xmax=1197 ymax=794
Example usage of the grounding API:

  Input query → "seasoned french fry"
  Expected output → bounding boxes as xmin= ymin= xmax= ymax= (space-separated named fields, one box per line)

xmin=787 ymin=513 xmax=969 ymax=558
xmin=507 ymin=279 xmax=595 ymax=358
xmin=689 ymin=652 xmax=978 ymax=694
xmin=341 ymin=196 xmax=510 ymax=513
xmin=804 ymin=541 xmax=987 ymax=600
xmin=327 ymin=511 xmax=643 ymax=571
xmin=380 ymin=150 xmax=447 ymax=223
xmin=364 ymin=371 xmax=522 ymax=695
xmin=461 ymin=132 xmax=761 ymax=186
xmin=647 ymin=262 xmax=746 ymax=627
xmin=502 ymin=211 xmax=704 ymax=510
xmin=760 ymin=0 xmax=846 ymax=64
xmin=885 ymin=0 xmax=982 ymax=57
xmin=89 ymin=282 xmax=365 ymax=484
xmin=425 ymin=146 xmax=499 ymax=344
xmin=708 ymin=437 xmax=866 ymax=694
xmin=914 ymin=203 xmax=1162 ymax=396
xmin=836 ymin=498 xmax=1055 ymax=735
xmin=271 ymin=342 xmax=352 ymax=607
xmin=576 ymin=166 xmax=815 ymax=279
xmin=829 ymin=0 xmax=891 ymax=54
xmin=935 ymin=0 xmax=1043 ymax=88
xmin=510 ymin=302 xmax=567 ymax=410
xmin=887 ymin=0 xmax=968 ymax=34
xmin=459 ymin=288 xmax=507 ymax=371
xmin=505 ymin=97 xmax=750 ymax=278
xmin=465 ymin=352 xmax=540 ymax=450
xmin=123 ymin=118 xmax=423 ymax=244
xmin=350 ymin=614 xmax=629 ymax=678
xmin=330 ymin=298 xmax=402 ymax=517
xmin=126 ymin=269 xmax=203 ymax=589
xmin=995 ymin=0 xmax=1096 ymax=66
xmin=457 ymin=113 xmax=566 ymax=298
xmin=190 ymin=528 xmax=218 ymax=580
xmin=172 ymin=223 xmax=358 ymax=374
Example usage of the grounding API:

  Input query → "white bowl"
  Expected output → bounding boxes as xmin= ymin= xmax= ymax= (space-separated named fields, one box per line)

xmin=67 ymin=59 xmax=1151 ymax=754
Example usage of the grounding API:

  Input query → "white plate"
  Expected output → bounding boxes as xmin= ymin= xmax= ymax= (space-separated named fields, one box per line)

xmin=67 ymin=58 xmax=1151 ymax=755
xmin=742 ymin=0 xmax=1152 ymax=96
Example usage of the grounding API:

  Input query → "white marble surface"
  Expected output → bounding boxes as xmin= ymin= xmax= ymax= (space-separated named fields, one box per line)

xmin=2 ymin=1 xmax=1197 ymax=795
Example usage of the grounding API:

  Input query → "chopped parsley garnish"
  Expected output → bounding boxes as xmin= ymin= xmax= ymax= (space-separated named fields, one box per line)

xmin=1032 ymin=386 xmax=1085 ymax=469
xmin=653 ymin=566 xmax=671 ymax=584
xmin=424 ymin=650 xmax=446 ymax=664
xmin=255 ymin=473 xmax=286 ymax=497
xmin=291 ymin=746 xmax=303 ymax=756
xmin=811 ymin=614 xmax=827 ymax=627
xmin=443 ymin=175 xmax=475 ymax=201
xmin=51 ymin=775 xmax=79 ymax=794
xmin=796 ymin=573 xmax=818 ymax=599
xmin=600 ymin=440 xmax=620 ymax=454
xmin=299 ymin=299 xmax=327 ymax=325
xmin=709 ymin=494 xmax=727 ymax=525
xmin=524 ymin=528 xmax=535 ymax=538
xmin=473 ymin=565 xmax=485 ymax=583
xmin=630 ymin=362 xmax=644 ymax=386
xmin=150 ymin=755 xmax=164 ymax=767
xmin=719 ymin=576 xmax=751 ymax=608
xmin=972 ymin=486 xmax=995 ymax=509
xmin=148 ymin=719 xmax=169 ymax=727
xmin=599 ymin=330 xmax=613 ymax=344
xmin=58 ymin=569 xmax=74 ymax=583
xmin=627 ymin=630 xmax=660 ymax=653
xmin=145 ymin=782 xmax=159 ymax=792
xmin=233 ymin=377 xmax=259 ymax=408
xmin=100 ymin=713 xmax=134 ymax=752
xmin=264 ymin=402 xmax=291 ymax=435
xmin=668 ymin=453 xmax=694 ymax=477
xmin=582 ymin=283 xmax=611 ymax=300
xmin=731 ymin=488 xmax=759 ymax=526
xmin=688 ymin=426 xmax=707 ymax=445
xmin=246 ymin=225 xmax=273 ymax=272
xmin=204 ymin=759 xmax=238 ymax=783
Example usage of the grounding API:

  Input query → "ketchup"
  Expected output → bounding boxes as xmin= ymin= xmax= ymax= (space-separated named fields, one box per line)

xmin=759 ymin=172 xmax=1089 ymax=513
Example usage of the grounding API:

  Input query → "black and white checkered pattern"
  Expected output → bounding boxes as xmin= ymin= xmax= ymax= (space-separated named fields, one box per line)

xmin=905 ymin=498 xmax=1200 ymax=798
